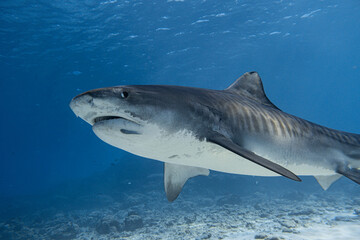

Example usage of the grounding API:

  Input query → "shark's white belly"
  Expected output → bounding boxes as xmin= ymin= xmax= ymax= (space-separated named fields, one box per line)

xmin=93 ymin=120 xmax=335 ymax=177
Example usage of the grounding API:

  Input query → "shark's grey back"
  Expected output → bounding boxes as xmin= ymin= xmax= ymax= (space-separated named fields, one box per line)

xmin=219 ymin=91 xmax=360 ymax=148
xmin=187 ymin=72 xmax=360 ymax=151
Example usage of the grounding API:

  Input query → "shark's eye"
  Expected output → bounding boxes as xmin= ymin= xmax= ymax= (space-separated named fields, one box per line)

xmin=121 ymin=91 xmax=129 ymax=99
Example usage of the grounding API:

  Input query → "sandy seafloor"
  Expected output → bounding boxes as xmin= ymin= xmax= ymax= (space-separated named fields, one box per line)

xmin=1 ymin=166 xmax=360 ymax=240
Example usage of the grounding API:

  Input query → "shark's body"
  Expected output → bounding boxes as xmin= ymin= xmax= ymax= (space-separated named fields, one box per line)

xmin=70 ymin=72 xmax=360 ymax=201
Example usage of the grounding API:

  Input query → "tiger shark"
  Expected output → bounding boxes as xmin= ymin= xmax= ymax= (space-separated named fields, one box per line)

xmin=70 ymin=72 xmax=360 ymax=201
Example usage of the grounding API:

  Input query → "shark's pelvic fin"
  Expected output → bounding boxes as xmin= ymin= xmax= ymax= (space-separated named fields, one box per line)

xmin=164 ymin=163 xmax=209 ymax=202
xmin=314 ymin=174 xmax=342 ymax=190
xmin=336 ymin=165 xmax=360 ymax=185
xmin=207 ymin=132 xmax=301 ymax=182
xmin=226 ymin=72 xmax=280 ymax=110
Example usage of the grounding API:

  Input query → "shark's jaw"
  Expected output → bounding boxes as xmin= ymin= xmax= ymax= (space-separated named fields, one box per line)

xmin=93 ymin=116 xmax=142 ymax=135
xmin=92 ymin=116 xmax=142 ymax=134
xmin=93 ymin=116 xmax=122 ymax=125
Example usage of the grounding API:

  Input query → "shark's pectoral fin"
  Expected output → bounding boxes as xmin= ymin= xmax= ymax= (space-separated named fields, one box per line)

xmin=206 ymin=132 xmax=301 ymax=182
xmin=314 ymin=174 xmax=341 ymax=190
xmin=336 ymin=165 xmax=360 ymax=185
xmin=164 ymin=163 xmax=209 ymax=202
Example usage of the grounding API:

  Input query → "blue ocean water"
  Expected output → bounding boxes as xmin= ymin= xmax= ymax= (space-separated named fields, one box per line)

xmin=1 ymin=0 xmax=360 ymax=239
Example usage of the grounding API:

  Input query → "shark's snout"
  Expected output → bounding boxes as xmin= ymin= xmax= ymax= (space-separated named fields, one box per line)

xmin=70 ymin=93 xmax=92 ymax=117
xmin=70 ymin=87 xmax=119 ymax=117
xmin=70 ymin=87 xmax=142 ymax=130
xmin=69 ymin=93 xmax=99 ymax=125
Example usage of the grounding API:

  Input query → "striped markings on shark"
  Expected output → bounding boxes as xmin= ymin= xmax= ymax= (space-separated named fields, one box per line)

xmin=70 ymin=72 xmax=360 ymax=202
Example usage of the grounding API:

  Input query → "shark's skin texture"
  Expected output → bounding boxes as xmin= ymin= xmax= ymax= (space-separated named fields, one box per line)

xmin=70 ymin=72 xmax=360 ymax=201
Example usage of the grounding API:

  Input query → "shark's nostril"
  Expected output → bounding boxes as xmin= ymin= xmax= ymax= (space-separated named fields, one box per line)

xmin=78 ymin=94 xmax=93 ymax=104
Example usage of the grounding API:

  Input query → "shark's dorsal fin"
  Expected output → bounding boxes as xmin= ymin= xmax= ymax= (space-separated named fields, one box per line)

xmin=164 ymin=163 xmax=209 ymax=202
xmin=226 ymin=72 xmax=280 ymax=110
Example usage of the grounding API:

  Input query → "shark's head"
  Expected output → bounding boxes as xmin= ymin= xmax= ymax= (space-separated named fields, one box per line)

xmin=69 ymin=85 xmax=215 ymax=156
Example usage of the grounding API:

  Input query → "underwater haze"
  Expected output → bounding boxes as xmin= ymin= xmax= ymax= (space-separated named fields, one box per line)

xmin=1 ymin=0 xmax=360 ymax=239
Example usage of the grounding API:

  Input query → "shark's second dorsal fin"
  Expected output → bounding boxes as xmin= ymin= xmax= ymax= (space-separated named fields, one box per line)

xmin=226 ymin=72 xmax=280 ymax=110
xmin=314 ymin=174 xmax=342 ymax=190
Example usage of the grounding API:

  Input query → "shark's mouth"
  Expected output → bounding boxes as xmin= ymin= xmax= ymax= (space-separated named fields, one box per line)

xmin=92 ymin=116 xmax=142 ymax=135
xmin=93 ymin=116 xmax=121 ymax=124
xmin=93 ymin=115 xmax=140 ymax=125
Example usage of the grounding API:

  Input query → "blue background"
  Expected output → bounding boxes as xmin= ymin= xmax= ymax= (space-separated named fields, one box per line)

xmin=0 ymin=0 xmax=359 ymax=198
